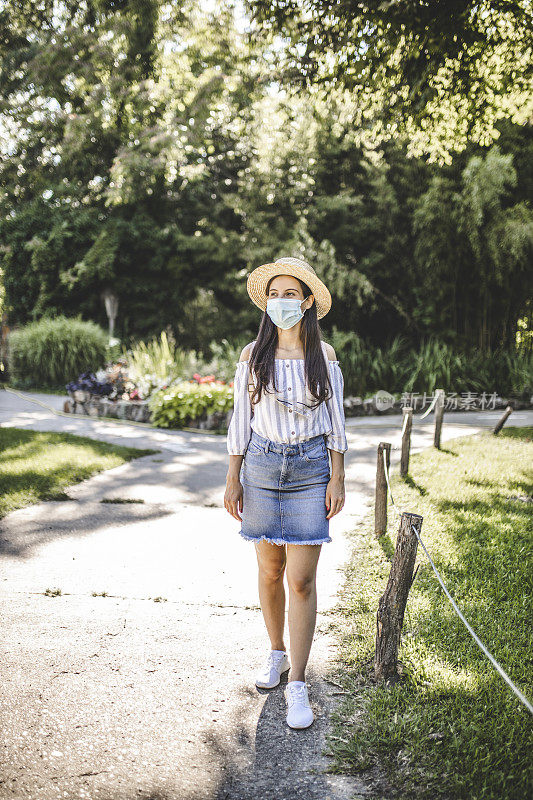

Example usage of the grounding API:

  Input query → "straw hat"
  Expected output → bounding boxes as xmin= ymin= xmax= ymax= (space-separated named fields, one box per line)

xmin=246 ymin=257 xmax=332 ymax=319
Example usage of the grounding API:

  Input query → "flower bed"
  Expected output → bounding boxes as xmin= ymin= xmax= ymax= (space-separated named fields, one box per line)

xmin=64 ymin=365 xmax=235 ymax=429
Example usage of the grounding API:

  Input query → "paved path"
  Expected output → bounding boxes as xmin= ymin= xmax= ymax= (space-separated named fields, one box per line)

xmin=1 ymin=388 xmax=531 ymax=800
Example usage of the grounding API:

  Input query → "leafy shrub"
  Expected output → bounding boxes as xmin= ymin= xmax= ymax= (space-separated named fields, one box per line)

xmin=8 ymin=315 xmax=108 ymax=389
xmin=148 ymin=379 xmax=234 ymax=428
xmin=203 ymin=338 xmax=247 ymax=383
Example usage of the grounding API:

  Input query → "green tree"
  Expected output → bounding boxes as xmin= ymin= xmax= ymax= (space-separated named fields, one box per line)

xmin=246 ymin=0 xmax=533 ymax=159
xmin=413 ymin=145 xmax=533 ymax=350
xmin=0 ymin=0 xmax=262 ymax=350
xmin=0 ymin=1 xmax=531 ymax=360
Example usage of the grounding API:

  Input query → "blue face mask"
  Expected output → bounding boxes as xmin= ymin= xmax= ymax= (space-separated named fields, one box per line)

xmin=266 ymin=296 xmax=311 ymax=329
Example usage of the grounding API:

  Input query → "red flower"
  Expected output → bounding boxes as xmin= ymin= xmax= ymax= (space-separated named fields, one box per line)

xmin=190 ymin=373 xmax=227 ymax=385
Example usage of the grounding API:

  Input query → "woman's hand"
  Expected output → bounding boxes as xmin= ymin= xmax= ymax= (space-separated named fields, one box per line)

xmin=225 ymin=475 xmax=243 ymax=521
xmin=325 ymin=473 xmax=345 ymax=518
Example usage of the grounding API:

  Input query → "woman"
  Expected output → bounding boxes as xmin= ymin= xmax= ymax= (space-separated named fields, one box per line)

xmin=224 ymin=256 xmax=348 ymax=729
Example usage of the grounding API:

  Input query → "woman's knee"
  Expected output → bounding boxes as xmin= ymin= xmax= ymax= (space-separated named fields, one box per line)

xmin=287 ymin=572 xmax=315 ymax=597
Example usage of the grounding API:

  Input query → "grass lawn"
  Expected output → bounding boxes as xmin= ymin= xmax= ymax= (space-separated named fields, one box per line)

xmin=0 ymin=427 xmax=160 ymax=518
xmin=326 ymin=427 xmax=533 ymax=800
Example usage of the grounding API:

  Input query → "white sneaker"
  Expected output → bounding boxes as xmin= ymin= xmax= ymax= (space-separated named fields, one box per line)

xmin=284 ymin=680 xmax=314 ymax=728
xmin=255 ymin=649 xmax=290 ymax=688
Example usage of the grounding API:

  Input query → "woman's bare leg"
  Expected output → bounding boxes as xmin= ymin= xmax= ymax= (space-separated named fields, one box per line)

xmin=254 ymin=539 xmax=287 ymax=651
xmin=285 ymin=543 xmax=322 ymax=682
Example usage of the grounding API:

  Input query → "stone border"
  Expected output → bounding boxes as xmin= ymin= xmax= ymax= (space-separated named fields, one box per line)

xmin=344 ymin=394 xmax=533 ymax=416
xmin=64 ymin=391 xmax=532 ymax=429
xmin=64 ymin=392 xmax=232 ymax=429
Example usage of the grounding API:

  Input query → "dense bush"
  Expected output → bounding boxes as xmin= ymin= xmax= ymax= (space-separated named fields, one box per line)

xmin=148 ymin=380 xmax=234 ymax=429
xmin=8 ymin=316 xmax=109 ymax=389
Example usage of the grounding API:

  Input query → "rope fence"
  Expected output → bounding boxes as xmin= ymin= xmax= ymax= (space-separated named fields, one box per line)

xmin=374 ymin=400 xmax=532 ymax=715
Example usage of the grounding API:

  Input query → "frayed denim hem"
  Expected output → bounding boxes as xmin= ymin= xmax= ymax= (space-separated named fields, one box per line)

xmin=238 ymin=530 xmax=331 ymax=546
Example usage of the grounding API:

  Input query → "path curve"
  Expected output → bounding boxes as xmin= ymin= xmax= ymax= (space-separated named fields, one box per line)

xmin=1 ymin=389 xmax=531 ymax=799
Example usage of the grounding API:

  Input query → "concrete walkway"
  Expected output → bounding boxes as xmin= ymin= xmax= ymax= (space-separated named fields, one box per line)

xmin=1 ymin=388 xmax=531 ymax=800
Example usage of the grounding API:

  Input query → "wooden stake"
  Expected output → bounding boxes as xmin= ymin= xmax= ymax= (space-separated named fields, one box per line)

xmin=493 ymin=405 xmax=513 ymax=434
xmin=374 ymin=512 xmax=423 ymax=683
xmin=400 ymin=407 xmax=413 ymax=477
xmin=375 ymin=442 xmax=391 ymax=537
xmin=433 ymin=388 xmax=445 ymax=449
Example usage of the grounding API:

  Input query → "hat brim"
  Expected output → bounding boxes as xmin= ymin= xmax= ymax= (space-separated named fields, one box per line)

xmin=246 ymin=261 xmax=332 ymax=320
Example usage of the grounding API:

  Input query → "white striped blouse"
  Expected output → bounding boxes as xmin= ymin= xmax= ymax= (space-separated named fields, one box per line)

xmin=226 ymin=339 xmax=348 ymax=455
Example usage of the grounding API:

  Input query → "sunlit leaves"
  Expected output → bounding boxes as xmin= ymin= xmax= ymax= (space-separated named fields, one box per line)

xmin=246 ymin=0 xmax=533 ymax=159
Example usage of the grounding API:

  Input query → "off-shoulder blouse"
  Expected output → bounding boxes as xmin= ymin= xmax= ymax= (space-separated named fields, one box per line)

xmin=226 ymin=339 xmax=348 ymax=455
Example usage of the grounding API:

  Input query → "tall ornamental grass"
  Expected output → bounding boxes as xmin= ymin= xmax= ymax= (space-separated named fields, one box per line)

xmin=8 ymin=315 xmax=108 ymax=389
xmin=329 ymin=330 xmax=533 ymax=399
xmin=125 ymin=332 xmax=244 ymax=385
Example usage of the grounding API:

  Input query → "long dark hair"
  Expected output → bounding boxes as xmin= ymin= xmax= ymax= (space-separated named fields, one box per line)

xmin=248 ymin=275 xmax=333 ymax=408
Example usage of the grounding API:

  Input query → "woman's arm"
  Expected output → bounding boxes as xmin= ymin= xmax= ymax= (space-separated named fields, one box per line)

xmin=225 ymin=344 xmax=254 ymax=520
xmin=326 ymin=449 xmax=345 ymax=518
xmin=323 ymin=343 xmax=347 ymax=518
xmin=225 ymin=456 xmax=244 ymax=521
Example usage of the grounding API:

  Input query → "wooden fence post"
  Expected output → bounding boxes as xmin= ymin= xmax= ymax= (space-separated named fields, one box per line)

xmin=493 ymin=405 xmax=513 ymax=434
xmin=433 ymin=388 xmax=445 ymax=449
xmin=374 ymin=512 xmax=423 ymax=683
xmin=375 ymin=442 xmax=391 ymax=537
xmin=400 ymin=407 xmax=413 ymax=477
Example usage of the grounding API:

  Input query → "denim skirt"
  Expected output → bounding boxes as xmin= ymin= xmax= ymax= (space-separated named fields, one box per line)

xmin=239 ymin=430 xmax=332 ymax=546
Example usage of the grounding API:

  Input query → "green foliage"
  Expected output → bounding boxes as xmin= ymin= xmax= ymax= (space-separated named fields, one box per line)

xmin=125 ymin=332 xmax=244 ymax=391
xmin=148 ymin=380 xmax=234 ymax=429
xmin=413 ymin=144 xmax=533 ymax=351
xmin=206 ymin=338 xmax=248 ymax=383
xmin=8 ymin=316 xmax=108 ymax=389
xmin=0 ymin=0 xmax=258 ymax=346
xmin=247 ymin=0 xmax=532 ymax=158
xmin=328 ymin=328 xmax=377 ymax=398
xmin=0 ymin=2 xmax=531 ymax=366
xmin=484 ymin=348 xmax=533 ymax=399
xmin=125 ymin=330 xmax=184 ymax=385
xmin=129 ymin=329 xmax=532 ymax=402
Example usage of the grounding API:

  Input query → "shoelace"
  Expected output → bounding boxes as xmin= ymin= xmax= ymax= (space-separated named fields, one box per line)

xmin=266 ymin=652 xmax=286 ymax=670
xmin=286 ymin=683 xmax=308 ymax=705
